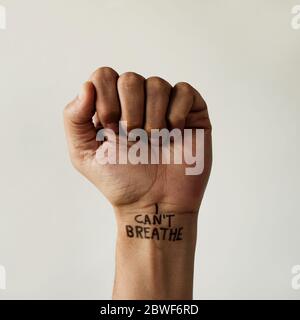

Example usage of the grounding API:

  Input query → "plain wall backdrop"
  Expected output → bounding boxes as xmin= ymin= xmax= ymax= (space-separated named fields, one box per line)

xmin=0 ymin=0 xmax=299 ymax=299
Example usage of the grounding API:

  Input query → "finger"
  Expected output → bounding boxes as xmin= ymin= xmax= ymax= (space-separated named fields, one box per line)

xmin=168 ymin=82 xmax=211 ymax=130
xmin=186 ymin=88 xmax=211 ymax=130
xmin=145 ymin=76 xmax=171 ymax=133
xmin=167 ymin=82 xmax=194 ymax=130
xmin=90 ymin=67 xmax=120 ymax=131
xmin=63 ymin=81 xmax=98 ymax=160
xmin=117 ymin=72 xmax=145 ymax=131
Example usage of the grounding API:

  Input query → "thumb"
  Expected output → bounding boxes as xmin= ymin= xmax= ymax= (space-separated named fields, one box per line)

xmin=63 ymin=81 xmax=98 ymax=162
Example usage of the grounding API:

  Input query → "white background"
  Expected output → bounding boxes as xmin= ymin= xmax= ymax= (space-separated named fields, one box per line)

xmin=0 ymin=0 xmax=299 ymax=299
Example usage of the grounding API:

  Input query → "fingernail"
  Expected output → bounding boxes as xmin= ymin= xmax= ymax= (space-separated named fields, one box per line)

xmin=106 ymin=122 xmax=119 ymax=134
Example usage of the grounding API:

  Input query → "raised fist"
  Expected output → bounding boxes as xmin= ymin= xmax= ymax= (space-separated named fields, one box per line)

xmin=64 ymin=67 xmax=212 ymax=215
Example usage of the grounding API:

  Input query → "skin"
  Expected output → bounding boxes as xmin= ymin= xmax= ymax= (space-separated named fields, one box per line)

xmin=63 ymin=67 xmax=212 ymax=299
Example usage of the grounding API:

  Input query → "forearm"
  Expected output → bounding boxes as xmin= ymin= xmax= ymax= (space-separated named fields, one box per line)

xmin=112 ymin=207 xmax=198 ymax=300
xmin=63 ymin=67 xmax=212 ymax=300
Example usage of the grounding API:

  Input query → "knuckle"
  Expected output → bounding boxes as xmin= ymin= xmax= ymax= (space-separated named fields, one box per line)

xmin=91 ymin=66 xmax=118 ymax=83
xmin=146 ymin=76 xmax=171 ymax=94
xmin=118 ymin=72 xmax=144 ymax=89
xmin=174 ymin=82 xmax=194 ymax=96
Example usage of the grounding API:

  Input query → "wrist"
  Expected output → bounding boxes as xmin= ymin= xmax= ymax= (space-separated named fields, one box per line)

xmin=112 ymin=205 xmax=198 ymax=300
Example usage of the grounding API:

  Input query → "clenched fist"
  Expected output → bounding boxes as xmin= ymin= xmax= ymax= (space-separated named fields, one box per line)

xmin=64 ymin=67 xmax=212 ymax=215
xmin=63 ymin=67 xmax=212 ymax=299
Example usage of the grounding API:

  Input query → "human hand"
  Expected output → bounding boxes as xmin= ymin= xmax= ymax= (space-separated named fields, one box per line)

xmin=64 ymin=67 xmax=212 ymax=215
